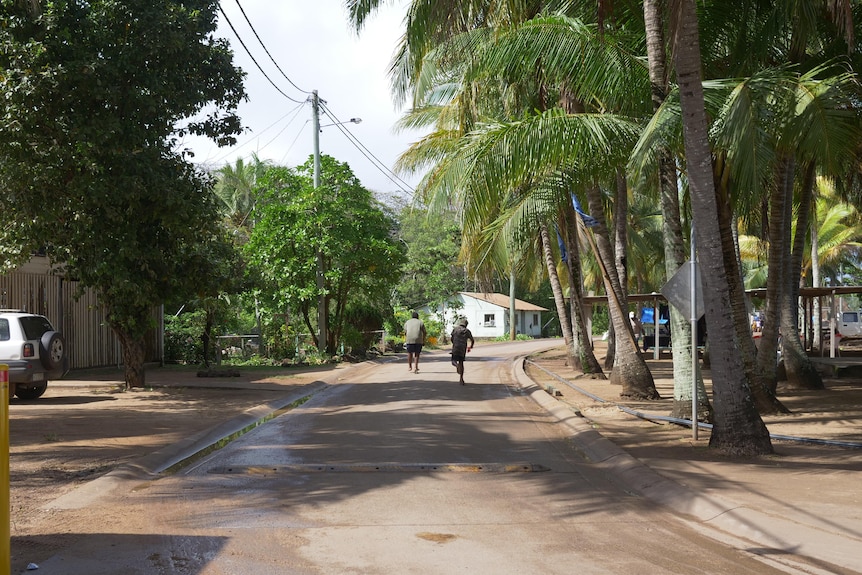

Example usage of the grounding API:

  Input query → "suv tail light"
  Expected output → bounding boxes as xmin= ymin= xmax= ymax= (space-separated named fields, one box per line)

xmin=23 ymin=343 xmax=35 ymax=358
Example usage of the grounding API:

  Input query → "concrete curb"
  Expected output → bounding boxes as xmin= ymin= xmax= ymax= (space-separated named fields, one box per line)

xmin=511 ymin=356 xmax=861 ymax=574
xmin=43 ymin=382 xmax=330 ymax=511
xmin=40 ymin=356 xmax=396 ymax=512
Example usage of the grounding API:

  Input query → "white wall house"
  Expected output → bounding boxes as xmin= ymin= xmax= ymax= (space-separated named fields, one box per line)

xmin=421 ymin=292 xmax=548 ymax=339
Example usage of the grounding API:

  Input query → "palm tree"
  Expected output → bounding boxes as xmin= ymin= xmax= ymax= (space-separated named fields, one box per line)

xmin=705 ymin=65 xmax=862 ymax=393
xmin=672 ymin=0 xmax=772 ymax=455
xmin=387 ymin=13 xmax=618 ymax=378
xmin=743 ymin=182 xmax=862 ymax=348
xmin=452 ymin=14 xmax=658 ymax=397
xmin=640 ymin=0 xmax=711 ymax=420
xmin=559 ymin=199 xmax=605 ymax=375
xmin=694 ymin=0 xmax=861 ymax=395
xmin=482 ymin=178 xmax=605 ymax=376
xmin=804 ymin=189 xmax=862 ymax=284
xmin=213 ymin=154 xmax=271 ymax=241
xmin=350 ymin=0 xmax=788 ymax=444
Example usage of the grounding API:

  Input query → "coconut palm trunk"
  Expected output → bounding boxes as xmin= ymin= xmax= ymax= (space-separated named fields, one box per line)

xmin=539 ymin=222 xmax=579 ymax=368
xmin=674 ymin=0 xmax=772 ymax=455
xmin=755 ymin=155 xmax=793 ymax=392
xmin=644 ymin=0 xmax=709 ymax=420
xmin=560 ymin=208 xmax=604 ymax=376
xmin=585 ymin=185 xmax=658 ymax=399
xmin=783 ymin=161 xmax=824 ymax=389
xmin=811 ymin=207 xmax=822 ymax=349
xmin=613 ymin=171 xmax=628 ymax=295
xmin=715 ymin=174 xmax=788 ymax=414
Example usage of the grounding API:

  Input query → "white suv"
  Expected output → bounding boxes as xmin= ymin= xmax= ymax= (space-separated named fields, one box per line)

xmin=0 ymin=310 xmax=69 ymax=399
xmin=839 ymin=311 xmax=862 ymax=338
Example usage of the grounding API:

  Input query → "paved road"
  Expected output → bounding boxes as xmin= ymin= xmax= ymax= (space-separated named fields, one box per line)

xmin=35 ymin=341 xmax=791 ymax=574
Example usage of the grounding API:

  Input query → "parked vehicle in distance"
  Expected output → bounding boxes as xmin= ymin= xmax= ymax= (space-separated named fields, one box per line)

xmin=839 ymin=311 xmax=862 ymax=338
xmin=0 ymin=310 xmax=69 ymax=399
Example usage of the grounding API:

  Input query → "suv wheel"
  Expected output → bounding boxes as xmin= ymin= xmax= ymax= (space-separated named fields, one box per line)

xmin=40 ymin=331 xmax=66 ymax=370
xmin=16 ymin=383 xmax=48 ymax=400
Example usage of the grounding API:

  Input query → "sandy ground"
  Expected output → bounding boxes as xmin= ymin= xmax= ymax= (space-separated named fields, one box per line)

xmin=6 ymin=364 xmax=348 ymax=539
xmin=524 ymin=342 xmax=862 ymax=449
xmin=6 ymin=345 xmax=862 ymax=573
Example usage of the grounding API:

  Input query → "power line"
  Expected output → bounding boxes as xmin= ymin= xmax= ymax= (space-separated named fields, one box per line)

xmin=329 ymin=114 xmax=415 ymax=196
xmin=217 ymin=4 xmax=306 ymax=104
xmin=232 ymin=0 xmax=311 ymax=95
xmin=215 ymin=3 xmax=416 ymax=195
xmin=280 ymin=119 xmax=312 ymax=166
xmin=320 ymin=101 xmax=415 ymax=196
xmin=210 ymin=102 xmax=306 ymax=165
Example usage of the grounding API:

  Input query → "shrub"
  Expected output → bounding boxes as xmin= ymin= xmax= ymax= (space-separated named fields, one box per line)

xmin=493 ymin=333 xmax=533 ymax=342
xmin=164 ymin=311 xmax=206 ymax=364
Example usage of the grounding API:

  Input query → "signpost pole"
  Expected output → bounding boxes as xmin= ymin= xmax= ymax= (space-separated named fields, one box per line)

xmin=690 ymin=223 xmax=699 ymax=441
xmin=661 ymin=238 xmax=704 ymax=441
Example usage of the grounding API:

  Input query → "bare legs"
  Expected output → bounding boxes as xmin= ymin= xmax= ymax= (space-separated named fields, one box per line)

xmin=453 ymin=359 xmax=465 ymax=384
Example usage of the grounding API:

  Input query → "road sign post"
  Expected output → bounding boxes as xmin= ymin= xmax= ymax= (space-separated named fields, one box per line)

xmin=661 ymin=259 xmax=704 ymax=440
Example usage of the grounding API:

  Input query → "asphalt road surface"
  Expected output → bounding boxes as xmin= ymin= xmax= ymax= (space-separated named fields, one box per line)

xmin=33 ymin=341 xmax=790 ymax=574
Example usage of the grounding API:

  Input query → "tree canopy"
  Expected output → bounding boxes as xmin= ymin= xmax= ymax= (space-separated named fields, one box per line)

xmin=393 ymin=204 xmax=465 ymax=310
xmin=346 ymin=0 xmax=862 ymax=454
xmin=246 ymin=155 xmax=406 ymax=355
xmin=0 ymin=0 xmax=247 ymax=386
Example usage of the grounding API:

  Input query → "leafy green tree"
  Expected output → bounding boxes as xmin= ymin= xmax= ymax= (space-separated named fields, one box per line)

xmin=395 ymin=205 xmax=465 ymax=310
xmin=246 ymin=155 xmax=407 ymax=355
xmin=0 ymin=0 xmax=246 ymax=387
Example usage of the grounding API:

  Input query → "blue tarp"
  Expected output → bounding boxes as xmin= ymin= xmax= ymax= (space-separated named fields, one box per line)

xmin=640 ymin=307 xmax=669 ymax=325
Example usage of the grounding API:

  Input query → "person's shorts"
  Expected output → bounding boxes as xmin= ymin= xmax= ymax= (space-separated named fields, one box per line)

xmin=406 ymin=343 xmax=423 ymax=354
xmin=451 ymin=352 xmax=466 ymax=363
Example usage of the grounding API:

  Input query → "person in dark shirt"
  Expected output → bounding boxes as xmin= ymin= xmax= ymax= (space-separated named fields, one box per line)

xmin=450 ymin=318 xmax=475 ymax=385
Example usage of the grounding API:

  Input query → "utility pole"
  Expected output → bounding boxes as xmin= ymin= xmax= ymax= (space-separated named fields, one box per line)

xmin=309 ymin=92 xmax=360 ymax=356
xmin=312 ymin=90 xmax=327 ymax=354
xmin=509 ymin=268 xmax=516 ymax=340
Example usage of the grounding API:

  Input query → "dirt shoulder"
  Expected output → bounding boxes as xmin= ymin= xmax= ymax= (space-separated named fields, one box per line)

xmin=525 ymin=344 xmax=862 ymax=447
xmin=7 ymin=363 xmax=354 ymax=534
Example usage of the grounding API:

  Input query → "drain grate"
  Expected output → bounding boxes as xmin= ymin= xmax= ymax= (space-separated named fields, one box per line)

xmin=208 ymin=462 xmax=550 ymax=474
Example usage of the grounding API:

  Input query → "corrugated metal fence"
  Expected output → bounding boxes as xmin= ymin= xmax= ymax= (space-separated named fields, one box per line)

xmin=0 ymin=268 xmax=162 ymax=370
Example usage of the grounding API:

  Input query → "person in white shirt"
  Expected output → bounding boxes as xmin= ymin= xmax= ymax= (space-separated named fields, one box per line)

xmin=404 ymin=311 xmax=427 ymax=373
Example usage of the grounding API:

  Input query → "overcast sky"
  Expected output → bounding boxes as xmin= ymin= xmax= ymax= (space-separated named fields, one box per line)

xmin=181 ymin=1 xmax=421 ymax=197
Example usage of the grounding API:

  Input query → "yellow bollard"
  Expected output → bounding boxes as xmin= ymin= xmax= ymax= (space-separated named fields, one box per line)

xmin=1 ymin=364 xmax=9 ymax=573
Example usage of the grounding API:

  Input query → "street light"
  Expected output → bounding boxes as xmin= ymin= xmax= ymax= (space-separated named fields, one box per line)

xmin=320 ymin=118 xmax=362 ymax=130
xmin=310 ymin=91 xmax=361 ymax=355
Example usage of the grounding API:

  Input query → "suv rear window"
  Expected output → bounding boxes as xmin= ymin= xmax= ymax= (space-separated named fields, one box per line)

xmin=19 ymin=316 xmax=53 ymax=340
xmin=842 ymin=312 xmax=859 ymax=323
xmin=0 ymin=319 xmax=8 ymax=341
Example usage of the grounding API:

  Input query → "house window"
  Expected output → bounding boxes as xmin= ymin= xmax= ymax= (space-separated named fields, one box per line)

xmin=533 ymin=313 xmax=539 ymax=327
xmin=484 ymin=314 xmax=495 ymax=327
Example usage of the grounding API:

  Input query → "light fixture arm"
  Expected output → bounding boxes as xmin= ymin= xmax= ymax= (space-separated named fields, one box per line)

xmin=319 ymin=117 xmax=362 ymax=130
